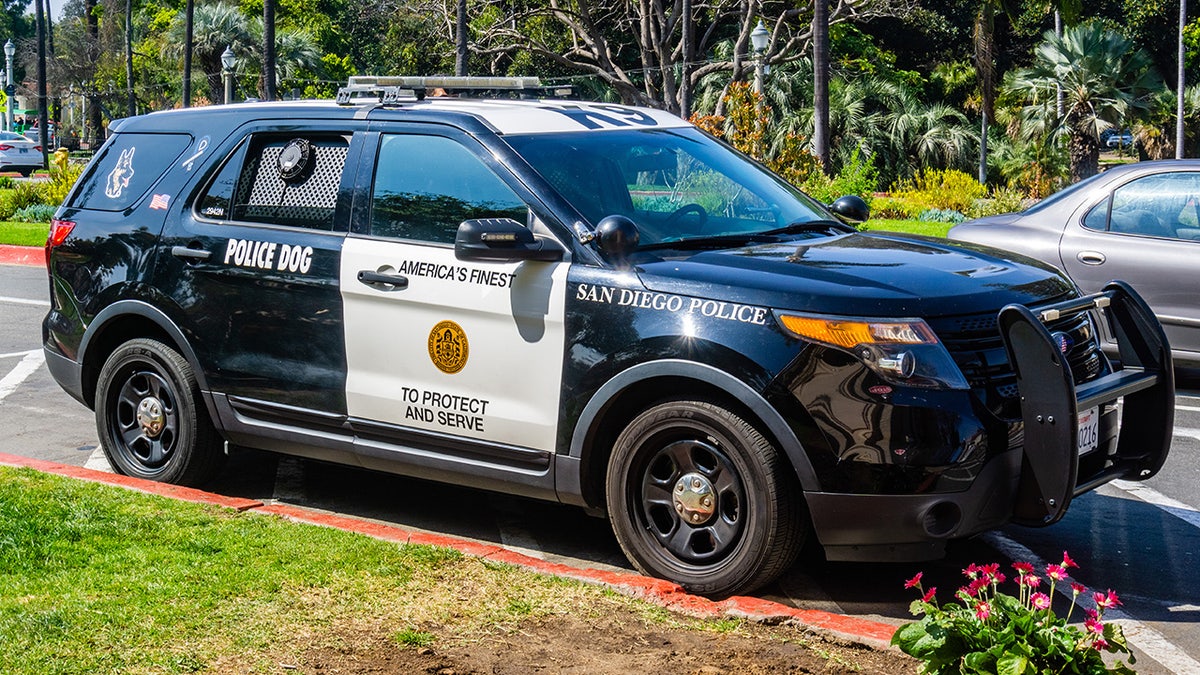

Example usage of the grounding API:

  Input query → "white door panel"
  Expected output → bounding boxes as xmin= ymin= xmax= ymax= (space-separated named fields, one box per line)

xmin=341 ymin=237 xmax=568 ymax=452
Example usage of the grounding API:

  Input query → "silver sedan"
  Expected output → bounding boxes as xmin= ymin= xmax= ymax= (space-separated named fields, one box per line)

xmin=949 ymin=159 xmax=1200 ymax=366
xmin=0 ymin=130 xmax=41 ymax=176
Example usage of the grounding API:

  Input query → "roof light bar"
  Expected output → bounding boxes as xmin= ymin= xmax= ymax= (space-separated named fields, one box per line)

xmin=336 ymin=75 xmax=575 ymax=106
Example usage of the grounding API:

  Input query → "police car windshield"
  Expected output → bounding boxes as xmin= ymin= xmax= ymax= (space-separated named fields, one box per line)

xmin=505 ymin=128 xmax=831 ymax=247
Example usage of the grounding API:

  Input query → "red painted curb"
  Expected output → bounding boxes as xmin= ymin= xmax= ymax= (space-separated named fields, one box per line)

xmin=0 ymin=452 xmax=264 ymax=512
xmin=0 ymin=452 xmax=899 ymax=649
xmin=0 ymin=244 xmax=43 ymax=267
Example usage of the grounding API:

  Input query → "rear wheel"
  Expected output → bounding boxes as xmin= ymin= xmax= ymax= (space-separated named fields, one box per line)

xmin=95 ymin=338 xmax=224 ymax=486
xmin=606 ymin=399 xmax=805 ymax=597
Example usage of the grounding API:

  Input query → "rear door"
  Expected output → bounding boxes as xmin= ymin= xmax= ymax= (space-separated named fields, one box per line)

xmin=1059 ymin=169 xmax=1200 ymax=362
xmin=159 ymin=122 xmax=365 ymax=417
xmin=340 ymin=126 xmax=570 ymax=463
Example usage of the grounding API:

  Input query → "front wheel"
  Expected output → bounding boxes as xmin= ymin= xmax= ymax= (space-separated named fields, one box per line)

xmin=606 ymin=400 xmax=806 ymax=597
xmin=95 ymin=338 xmax=224 ymax=486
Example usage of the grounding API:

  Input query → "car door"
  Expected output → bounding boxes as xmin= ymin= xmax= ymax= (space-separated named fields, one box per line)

xmin=159 ymin=123 xmax=364 ymax=418
xmin=340 ymin=127 xmax=570 ymax=467
xmin=1059 ymin=169 xmax=1200 ymax=362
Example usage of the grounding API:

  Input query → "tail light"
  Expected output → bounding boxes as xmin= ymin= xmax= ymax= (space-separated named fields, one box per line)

xmin=46 ymin=218 xmax=75 ymax=267
xmin=34 ymin=146 xmax=41 ymax=152
xmin=0 ymin=144 xmax=10 ymax=151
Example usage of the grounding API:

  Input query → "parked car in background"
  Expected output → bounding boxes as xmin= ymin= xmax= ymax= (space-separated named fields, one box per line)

xmin=1104 ymin=130 xmax=1133 ymax=149
xmin=950 ymin=160 xmax=1200 ymax=366
xmin=0 ymin=130 xmax=41 ymax=176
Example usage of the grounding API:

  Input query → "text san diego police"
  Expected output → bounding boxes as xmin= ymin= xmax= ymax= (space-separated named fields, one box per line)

xmin=576 ymin=283 xmax=769 ymax=325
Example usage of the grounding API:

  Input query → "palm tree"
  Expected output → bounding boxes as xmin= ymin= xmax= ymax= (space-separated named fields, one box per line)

xmin=263 ymin=0 xmax=277 ymax=100
xmin=812 ymin=0 xmax=829 ymax=173
xmin=166 ymin=3 xmax=253 ymax=103
xmin=1007 ymin=21 xmax=1161 ymax=181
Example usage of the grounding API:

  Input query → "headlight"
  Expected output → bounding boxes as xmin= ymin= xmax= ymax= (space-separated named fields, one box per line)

xmin=776 ymin=314 xmax=969 ymax=390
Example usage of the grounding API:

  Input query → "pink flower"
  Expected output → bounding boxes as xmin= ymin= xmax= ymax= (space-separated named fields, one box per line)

xmin=905 ymin=572 xmax=923 ymax=589
xmin=1085 ymin=608 xmax=1099 ymax=621
xmin=969 ymin=577 xmax=989 ymax=595
xmin=1031 ymin=592 xmax=1051 ymax=610
xmin=1012 ymin=561 xmax=1034 ymax=575
xmin=1085 ymin=617 xmax=1104 ymax=635
xmin=980 ymin=563 xmax=1000 ymax=577
xmin=992 ymin=572 xmax=1007 ymax=586
xmin=922 ymin=587 xmax=937 ymax=603
xmin=1046 ymin=564 xmax=1068 ymax=581
xmin=1071 ymin=582 xmax=1087 ymax=596
xmin=1062 ymin=551 xmax=1079 ymax=569
xmin=975 ymin=600 xmax=991 ymax=620
xmin=1094 ymin=589 xmax=1121 ymax=609
xmin=1019 ymin=574 xmax=1042 ymax=589
xmin=1093 ymin=636 xmax=1110 ymax=650
xmin=962 ymin=563 xmax=979 ymax=578
xmin=959 ymin=583 xmax=979 ymax=598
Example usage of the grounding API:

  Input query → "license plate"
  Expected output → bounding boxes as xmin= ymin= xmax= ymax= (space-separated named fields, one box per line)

xmin=1077 ymin=407 xmax=1099 ymax=455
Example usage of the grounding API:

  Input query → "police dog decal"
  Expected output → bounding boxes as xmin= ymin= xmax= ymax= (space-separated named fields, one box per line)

xmin=105 ymin=147 xmax=136 ymax=199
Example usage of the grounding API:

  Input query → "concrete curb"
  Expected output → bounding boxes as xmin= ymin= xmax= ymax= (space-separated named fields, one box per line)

xmin=0 ymin=451 xmax=898 ymax=650
xmin=0 ymin=244 xmax=43 ymax=267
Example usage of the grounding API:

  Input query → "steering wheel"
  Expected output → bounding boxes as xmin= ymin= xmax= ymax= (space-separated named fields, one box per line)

xmin=664 ymin=203 xmax=709 ymax=233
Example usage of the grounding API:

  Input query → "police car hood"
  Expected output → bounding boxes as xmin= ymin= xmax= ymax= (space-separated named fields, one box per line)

xmin=636 ymin=231 xmax=1073 ymax=317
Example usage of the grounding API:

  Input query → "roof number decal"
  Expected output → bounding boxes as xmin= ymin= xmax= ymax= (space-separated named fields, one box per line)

xmin=543 ymin=104 xmax=659 ymax=130
xmin=105 ymin=147 xmax=136 ymax=199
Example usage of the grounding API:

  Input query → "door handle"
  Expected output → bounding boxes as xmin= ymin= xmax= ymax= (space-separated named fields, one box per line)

xmin=171 ymin=245 xmax=211 ymax=262
xmin=357 ymin=270 xmax=409 ymax=290
xmin=1076 ymin=250 xmax=1106 ymax=265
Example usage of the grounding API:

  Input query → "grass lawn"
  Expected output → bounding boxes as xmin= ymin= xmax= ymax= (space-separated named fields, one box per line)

xmin=0 ymin=467 xmax=911 ymax=674
xmin=862 ymin=218 xmax=954 ymax=238
xmin=0 ymin=221 xmax=49 ymax=247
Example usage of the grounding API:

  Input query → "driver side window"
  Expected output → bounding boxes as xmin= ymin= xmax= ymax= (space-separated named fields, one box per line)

xmin=1103 ymin=172 xmax=1200 ymax=240
xmin=370 ymin=134 xmax=528 ymax=244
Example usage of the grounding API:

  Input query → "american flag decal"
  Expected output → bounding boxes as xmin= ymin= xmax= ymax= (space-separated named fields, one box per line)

xmin=149 ymin=194 xmax=170 ymax=210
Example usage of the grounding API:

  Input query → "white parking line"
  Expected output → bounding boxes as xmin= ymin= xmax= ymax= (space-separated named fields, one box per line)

xmin=0 ymin=295 xmax=49 ymax=307
xmin=1110 ymin=480 xmax=1200 ymax=539
xmin=1175 ymin=405 xmax=1200 ymax=413
xmin=84 ymin=448 xmax=114 ymax=473
xmin=982 ymin=532 xmax=1200 ymax=675
xmin=1171 ymin=426 xmax=1200 ymax=442
xmin=0 ymin=349 xmax=43 ymax=403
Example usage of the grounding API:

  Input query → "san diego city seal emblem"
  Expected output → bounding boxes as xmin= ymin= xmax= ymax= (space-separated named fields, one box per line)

xmin=428 ymin=321 xmax=469 ymax=374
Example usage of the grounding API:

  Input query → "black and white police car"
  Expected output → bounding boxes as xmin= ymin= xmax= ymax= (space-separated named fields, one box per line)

xmin=43 ymin=76 xmax=1174 ymax=596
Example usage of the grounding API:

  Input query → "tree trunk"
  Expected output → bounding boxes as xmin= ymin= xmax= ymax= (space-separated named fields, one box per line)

xmin=36 ymin=0 xmax=48 ymax=163
xmin=456 ymin=0 xmax=467 ymax=76
xmin=1068 ymin=131 xmax=1099 ymax=182
xmin=679 ymin=0 xmax=691 ymax=119
xmin=183 ymin=0 xmax=194 ymax=106
xmin=86 ymin=0 xmax=102 ymax=145
xmin=813 ymin=0 xmax=830 ymax=174
xmin=263 ymin=0 xmax=277 ymax=100
xmin=126 ymin=0 xmax=135 ymax=116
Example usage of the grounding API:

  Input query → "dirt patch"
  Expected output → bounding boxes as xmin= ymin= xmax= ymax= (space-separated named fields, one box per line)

xmin=298 ymin=610 xmax=915 ymax=674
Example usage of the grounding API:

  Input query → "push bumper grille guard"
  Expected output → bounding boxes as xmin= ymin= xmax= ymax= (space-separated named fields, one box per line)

xmin=998 ymin=280 xmax=1174 ymax=526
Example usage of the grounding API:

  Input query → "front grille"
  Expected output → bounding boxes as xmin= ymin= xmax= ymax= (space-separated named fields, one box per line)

xmin=928 ymin=303 xmax=1107 ymax=417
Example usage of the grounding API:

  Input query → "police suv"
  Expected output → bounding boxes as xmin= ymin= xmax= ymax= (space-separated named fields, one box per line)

xmin=43 ymin=76 xmax=1174 ymax=597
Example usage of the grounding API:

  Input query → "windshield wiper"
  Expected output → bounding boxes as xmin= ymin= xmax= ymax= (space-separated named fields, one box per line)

xmin=760 ymin=219 xmax=855 ymax=236
xmin=637 ymin=233 xmax=780 ymax=251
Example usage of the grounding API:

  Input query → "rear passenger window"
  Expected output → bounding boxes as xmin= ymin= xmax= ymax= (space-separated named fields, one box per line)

xmin=197 ymin=133 xmax=349 ymax=231
xmin=68 ymin=133 xmax=192 ymax=211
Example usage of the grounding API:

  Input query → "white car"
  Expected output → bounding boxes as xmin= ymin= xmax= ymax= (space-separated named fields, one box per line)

xmin=0 ymin=130 xmax=41 ymax=176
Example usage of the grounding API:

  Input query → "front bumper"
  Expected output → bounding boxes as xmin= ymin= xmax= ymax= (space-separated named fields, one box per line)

xmin=806 ymin=281 xmax=1173 ymax=560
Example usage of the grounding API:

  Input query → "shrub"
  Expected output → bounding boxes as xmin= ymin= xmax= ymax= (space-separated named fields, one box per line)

xmin=0 ymin=181 xmax=45 ymax=219
xmin=966 ymin=186 xmax=1027 ymax=219
xmin=11 ymin=203 xmax=58 ymax=223
xmin=42 ymin=162 xmax=84 ymax=206
xmin=892 ymin=168 xmax=987 ymax=214
xmin=870 ymin=195 xmax=925 ymax=220
xmin=802 ymin=151 xmax=879 ymax=204
xmin=918 ymin=208 xmax=966 ymax=224
xmin=0 ymin=176 xmax=15 ymax=190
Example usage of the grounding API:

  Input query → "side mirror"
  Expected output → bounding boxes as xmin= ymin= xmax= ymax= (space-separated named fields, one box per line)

xmin=828 ymin=195 xmax=870 ymax=225
xmin=595 ymin=215 xmax=639 ymax=264
xmin=455 ymin=218 xmax=563 ymax=263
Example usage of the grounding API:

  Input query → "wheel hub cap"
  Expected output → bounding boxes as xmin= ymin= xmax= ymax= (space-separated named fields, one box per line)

xmin=673 ymin=472 xmax=716 ymax=525
xmin=136 ymin=397 xmax=166 ymax=438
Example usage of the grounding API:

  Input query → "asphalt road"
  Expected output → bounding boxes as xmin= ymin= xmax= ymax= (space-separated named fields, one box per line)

xmin=3 ymin=260 xmax=1198 ymax=673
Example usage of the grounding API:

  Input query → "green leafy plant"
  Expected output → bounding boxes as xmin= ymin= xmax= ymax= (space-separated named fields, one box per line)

xmin=918 ymin=208 xmax=966 ymax=224
xmin=11 ymin=204 xmax=58 ymax=223
xmin=891 ymin=168 xmax=987 ymax=214
xmin=893 ymin=553 xmax=1136 ymax=674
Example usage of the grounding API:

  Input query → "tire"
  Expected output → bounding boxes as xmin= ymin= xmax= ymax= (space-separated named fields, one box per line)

xmin=17 ymin=169 xmax=32 ymax=177
xmin=95 ymin=338 xmax=224 ymax=486
xmin=606 ymin=399 xmax=806 ymax=597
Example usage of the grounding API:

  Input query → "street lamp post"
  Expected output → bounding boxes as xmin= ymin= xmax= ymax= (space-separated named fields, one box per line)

xmin=750 ymin=20 xmax=769 ymax=95
xmin=221 ymin=46 xmax=235 ymax=105
xmin=4 ymin=40 xmax=14 ymax=134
